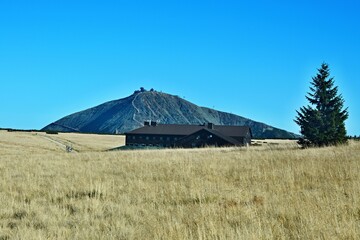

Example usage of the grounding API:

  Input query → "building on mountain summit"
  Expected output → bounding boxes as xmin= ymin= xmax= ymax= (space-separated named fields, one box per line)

xmin=125 ymin=121 xmax=252 ymax=148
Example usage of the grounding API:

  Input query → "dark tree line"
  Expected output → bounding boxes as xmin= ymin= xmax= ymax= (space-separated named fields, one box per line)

xmin=348 ymin=135 xmax=360 ymax=140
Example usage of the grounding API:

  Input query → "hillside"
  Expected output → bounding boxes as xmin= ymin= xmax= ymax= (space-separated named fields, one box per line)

xmin=42 ymin=89 xmax=297 ymax=139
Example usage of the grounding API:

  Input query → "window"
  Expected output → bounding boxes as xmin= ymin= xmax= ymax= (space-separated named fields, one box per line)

xmin=132 ymin=136 xmax=136 ymax=140
xmin=146 ymin=136 xmax=149 ymax=140
xmin=166 ymin=137 xmax=170 ymax=141
xmin=160 ymin=137 xmax=163 ymax=140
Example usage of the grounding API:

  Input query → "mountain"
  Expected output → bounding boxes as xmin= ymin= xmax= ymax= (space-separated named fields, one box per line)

xmin=42 ymin=89 xmax=298 ymax=139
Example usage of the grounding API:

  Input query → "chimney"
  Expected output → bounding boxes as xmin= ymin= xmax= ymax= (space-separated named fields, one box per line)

xmin=144 ymin=121 xmax=150 ymax=126
xmin=207 ymin=123 xmax=214 ymax=129
xmin=151 ymin=121 xmax=157 ymax=127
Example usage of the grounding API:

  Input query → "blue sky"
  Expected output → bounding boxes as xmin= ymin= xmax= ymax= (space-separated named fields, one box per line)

xmin=0 ymin=0 xmax=359 ymax=136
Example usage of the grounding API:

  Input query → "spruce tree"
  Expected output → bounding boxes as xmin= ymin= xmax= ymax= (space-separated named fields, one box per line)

xmin=295 ymin=63 xmax=348 ymax=147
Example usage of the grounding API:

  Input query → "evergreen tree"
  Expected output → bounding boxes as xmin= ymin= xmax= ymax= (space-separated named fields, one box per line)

xmin=295 ymin=63 xmax=348 ymax=147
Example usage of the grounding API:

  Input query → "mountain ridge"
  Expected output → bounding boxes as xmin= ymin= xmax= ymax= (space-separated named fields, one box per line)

xmin=42 ymin=90 xmax=298 ymax=139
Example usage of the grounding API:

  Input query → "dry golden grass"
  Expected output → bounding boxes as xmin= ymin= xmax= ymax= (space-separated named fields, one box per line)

xmin=41 ymin=132 xmax=125 ymax=152
xmin=0 ymin=130 xmax=125 ymax=154
xmin=1 ymin=131 xmax=360 ymax=239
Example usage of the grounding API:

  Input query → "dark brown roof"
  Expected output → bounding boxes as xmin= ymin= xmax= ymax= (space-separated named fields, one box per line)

xmin=213 ymin=125 xmax=252 ymax=138
xmin=186 ymin=128 xmax=241 ymax=145
xmin=125 ymin=123 xmax=251 ymax=138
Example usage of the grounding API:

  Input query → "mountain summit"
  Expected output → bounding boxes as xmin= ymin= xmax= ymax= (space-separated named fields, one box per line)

xmin=42 ymin=89 xmax=297 ymax=139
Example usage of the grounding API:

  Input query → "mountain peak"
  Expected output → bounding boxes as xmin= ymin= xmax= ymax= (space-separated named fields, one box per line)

xmin=42 ymin=90 xmax=297 ymax=139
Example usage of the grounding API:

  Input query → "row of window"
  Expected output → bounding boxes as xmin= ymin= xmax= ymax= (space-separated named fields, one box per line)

xmin=131 ymin=135 xmax=179 ymax=141
xmin=127 ymin=143 xmax=172 ymax=148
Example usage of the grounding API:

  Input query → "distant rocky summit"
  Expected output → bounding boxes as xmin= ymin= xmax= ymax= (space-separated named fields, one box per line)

xmin=42 ymin=88 xmax=298 ymax=139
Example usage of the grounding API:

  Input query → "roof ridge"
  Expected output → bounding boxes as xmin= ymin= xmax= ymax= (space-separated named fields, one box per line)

xmin=202 ymin=128 xmax=241 ymax=145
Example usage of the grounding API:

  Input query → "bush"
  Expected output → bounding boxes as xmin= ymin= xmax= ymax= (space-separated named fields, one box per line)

xmin=46 ymin=131 xmax=58 ymax=135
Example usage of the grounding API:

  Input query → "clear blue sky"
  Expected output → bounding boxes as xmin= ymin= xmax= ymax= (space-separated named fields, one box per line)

xmin=1 ymin=0 xmax=359 ymax=136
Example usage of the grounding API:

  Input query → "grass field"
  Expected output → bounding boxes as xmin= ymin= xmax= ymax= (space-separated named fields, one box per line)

xmin=1 ymin=130 xmax=360 ymax=239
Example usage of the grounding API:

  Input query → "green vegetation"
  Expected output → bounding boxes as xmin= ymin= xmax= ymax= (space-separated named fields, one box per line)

xmin=45 ymin=130 xmax=58 ymax=134
xmin=295 ymin=63 xmax=348 ymax=147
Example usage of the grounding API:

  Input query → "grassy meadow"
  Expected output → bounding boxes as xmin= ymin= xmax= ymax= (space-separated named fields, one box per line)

xmin=0 ymin=130 xmax=360 ymax=239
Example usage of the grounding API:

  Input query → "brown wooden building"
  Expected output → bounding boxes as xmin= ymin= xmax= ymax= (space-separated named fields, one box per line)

xmin=125 ymin=121 xmax=252 ymax=148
